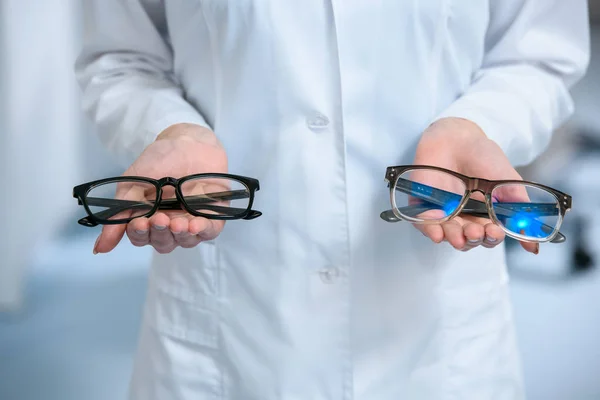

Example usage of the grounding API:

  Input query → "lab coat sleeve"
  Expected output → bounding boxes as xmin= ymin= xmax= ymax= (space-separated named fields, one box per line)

xmin=436 ymin=0 xmax=590 ymax=166
xmin=75 ymin=0 xmax=211 ymax=166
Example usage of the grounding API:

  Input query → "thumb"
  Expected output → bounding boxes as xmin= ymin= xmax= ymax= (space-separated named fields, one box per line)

xmin=92 ymin=179 xmax=150 ymax=254
xmin=94 ymin=224 xmax=126 ymax=254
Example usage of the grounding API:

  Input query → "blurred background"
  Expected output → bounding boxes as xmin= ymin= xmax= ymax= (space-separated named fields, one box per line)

xmin=1 ymin=1 xmax=599 ymax=399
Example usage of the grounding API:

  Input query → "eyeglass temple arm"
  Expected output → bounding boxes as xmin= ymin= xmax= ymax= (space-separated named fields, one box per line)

xmin=78 ymin=190 xmax=260 ymax=226
xmin=79 ymin=201 xmax=255 ymax=226
xmin=379 ymin=205 xmax=566 ymax=244
xmin=84 ymin=189 xmax=249 ymax=210
xmin=381 ymin=179 xmax=566 ymax=244
xmin=165 ymin=190 xmax=261 ymax=220
xmin=78 ymin=202 xmax=253 ymax=227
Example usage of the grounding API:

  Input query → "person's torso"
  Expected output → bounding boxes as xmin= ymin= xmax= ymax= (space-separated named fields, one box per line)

xmin=130 ymin=2 xmax=524 ymax=399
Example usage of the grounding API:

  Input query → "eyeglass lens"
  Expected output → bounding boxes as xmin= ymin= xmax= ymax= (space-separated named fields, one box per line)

xmin=490 ymin=184 xmax=560 ymax=240
xmin=180 ymin=177 xmax=251 ymax=217
xmin=393 ymin=169 xmax=466 ymax=221
xmin=85 ymin=180 xmax=158 ymax=223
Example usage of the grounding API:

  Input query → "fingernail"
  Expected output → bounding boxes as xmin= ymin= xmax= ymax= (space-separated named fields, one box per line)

xmin=533 ymin=244 xmax=539 ymax=255
xmin=153 ymin=225 xmax=167 ymax=230
xmin=93 ymin=235 xmax=100 ymax=255
xmin=135 ymin=230 xmax=148 ymax=235
xmin=485 ymin=236 xmax=498 ymax=243
xmin=171 ymin=230 xmax=184 ymax=235
xmin=468 ymin=239 xmax=481 ymax=244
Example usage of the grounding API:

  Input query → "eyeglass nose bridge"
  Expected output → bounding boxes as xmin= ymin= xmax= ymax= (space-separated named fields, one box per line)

xmin=467 ymin=178 xmax=494 ymax=194
xmin=157 ymin=177 xmax=179 ymax=187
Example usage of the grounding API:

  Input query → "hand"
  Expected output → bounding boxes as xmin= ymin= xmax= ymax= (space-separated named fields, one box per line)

xmin=412 ymin=117 xmax=539 ymax=254
xmin=93 ymin=123 xmax=228 ymax=255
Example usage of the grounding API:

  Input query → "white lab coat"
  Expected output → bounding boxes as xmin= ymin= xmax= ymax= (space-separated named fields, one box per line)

xmin=76 ymin=1 xmax=589 ymax=399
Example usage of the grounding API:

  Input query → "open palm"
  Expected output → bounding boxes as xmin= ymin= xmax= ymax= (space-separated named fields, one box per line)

xmin=93 ymin=124 xmax=228 ymax=254
xmin=413 ymin=118 xmax=538 ymax=254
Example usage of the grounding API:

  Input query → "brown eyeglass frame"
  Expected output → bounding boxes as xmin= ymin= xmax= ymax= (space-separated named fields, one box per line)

xmin=380 ymin=165 xmax=571 ymax=244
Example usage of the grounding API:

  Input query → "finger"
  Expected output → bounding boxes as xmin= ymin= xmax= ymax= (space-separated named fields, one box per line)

xmin=94 ymin=179 xmax=151 ymax=254
xmin=462 ymin=222 xmax=486 ymax=250
xmin=174 ymin=232 xmax=203 ymax=248
xmin=441 ymin=220 xmax=466 ymax=250
xmin=520 ymin=241 xmax=539 ymax=255
xmin=94 ymin=224 xmax=126 ymax=254
xmin=170 ymin=217 xmax=189 ymax=235
xmin=414 ymin=223 xmax=445 ymax=244
xmin=126 ymin=217 xmax=151 ymax=247
xmin=149 ymin=212 xmax=176 ymax=254
xmin=171 ymin=218 xmax=200 ymax=248
xmin=482 ymin=224 xmax=505 ymax=248
xmin=189 ymin=217 xmax=225 ymax=241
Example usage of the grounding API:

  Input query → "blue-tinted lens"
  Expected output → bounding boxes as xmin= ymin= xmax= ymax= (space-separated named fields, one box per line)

xmin=393 ymin=169 xmax=466 ymax=221
xmin=491 ymin=184 xmax=560 ymax=240
xmin=443 ymin=198 xmax=462 ymax=216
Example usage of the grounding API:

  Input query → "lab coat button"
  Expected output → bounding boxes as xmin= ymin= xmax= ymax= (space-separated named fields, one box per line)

xmin=319 ymin=266 xmax=339 ymax=284
xmin=306 ymin=113 xmax=329 ymax=131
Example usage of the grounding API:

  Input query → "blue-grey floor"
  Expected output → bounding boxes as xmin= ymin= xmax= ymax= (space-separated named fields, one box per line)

xmin=0 ymin=230 xmax=152 ymax=400
xmin=1 ymin=222 xmax=599 ymax=400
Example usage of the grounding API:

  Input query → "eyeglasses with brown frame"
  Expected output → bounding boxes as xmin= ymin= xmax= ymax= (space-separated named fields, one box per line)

xmin=380 ymin=165 xmax=571 ymax=244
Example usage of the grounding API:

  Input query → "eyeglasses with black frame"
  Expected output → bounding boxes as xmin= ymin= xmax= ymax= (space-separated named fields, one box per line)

xmin=73 ymin=173 xmax=262 ymax=227
xmin=380 ymin=165 xmax=571 ymax=244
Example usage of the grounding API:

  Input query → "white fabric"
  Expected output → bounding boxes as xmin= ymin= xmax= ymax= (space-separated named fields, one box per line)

xmin=75 ymin=1 xmax=589 ymax=399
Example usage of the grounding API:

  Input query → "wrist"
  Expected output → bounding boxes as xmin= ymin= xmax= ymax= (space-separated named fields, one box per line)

xmin=416 ymin=117 xmax=495 ymax=170
xmin=425 ymin=117 xmax=488 ymax=144
xmin=156 ymin=123 xmax=221 ymax=147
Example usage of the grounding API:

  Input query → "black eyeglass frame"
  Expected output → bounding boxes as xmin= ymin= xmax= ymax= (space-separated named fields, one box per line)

xmin=73 ymin=173 xmax=262 ymax=227
xmin=381 ymin=165 xmax=572 ymax=244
